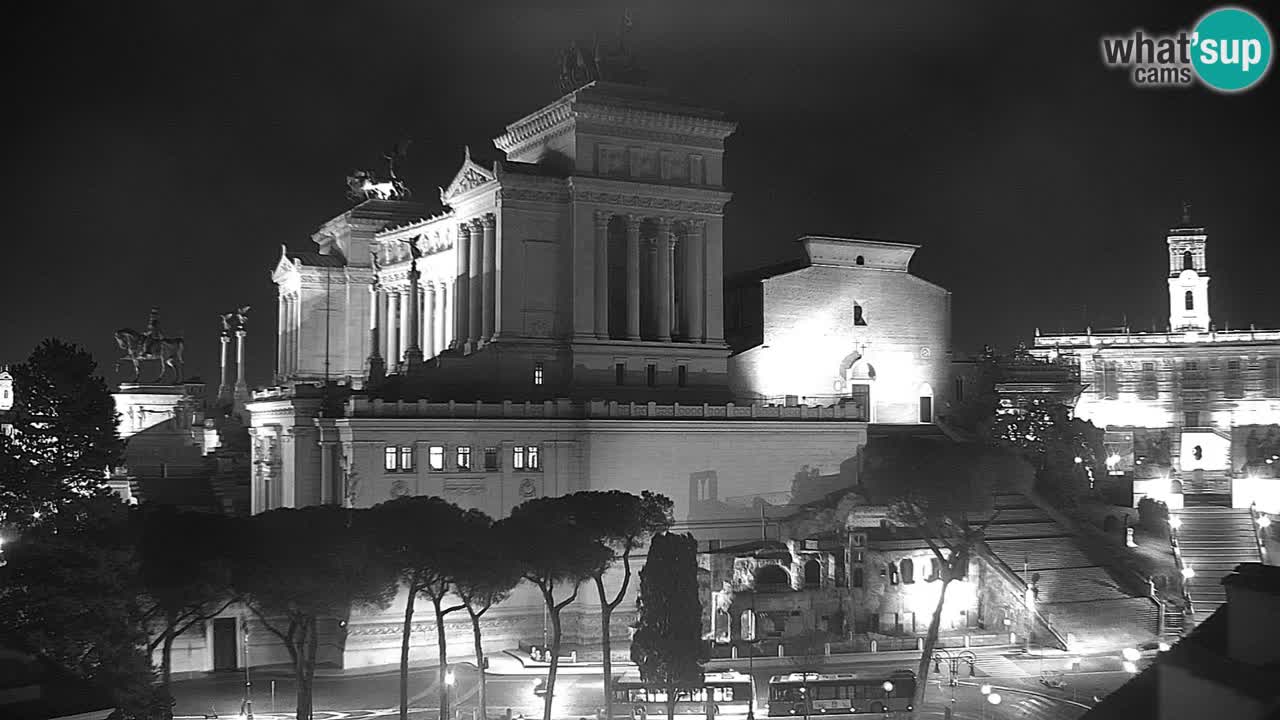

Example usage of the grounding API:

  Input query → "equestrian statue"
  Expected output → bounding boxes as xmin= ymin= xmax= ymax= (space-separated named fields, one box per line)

xmin=115 ymin=306 xmax=186 ymax=383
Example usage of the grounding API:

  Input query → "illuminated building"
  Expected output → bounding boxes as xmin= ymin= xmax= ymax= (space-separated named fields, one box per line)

xmin=1031 ymin=214 xmax=1280 ymax=512
xmin=231 ymin=80 xmax=956 ymax=672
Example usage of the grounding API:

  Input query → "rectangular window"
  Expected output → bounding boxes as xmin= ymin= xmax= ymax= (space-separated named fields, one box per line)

xmin=1103 ymin=361 xmax=1119 ymax=399
xmin=428 ymin=446 xmax=445 ymax=471
xmin=677 ymin=364 xmax=688 ymax=388
xmin=1267 ymin=358 xmax=1280 ymax=397
xmin=514 ymin=445 xmax=540 ymax=470
xmin=646 ymin=364 xmax=657 ymax=387
xmin=484 ymin=447 xmax=499 ymax=471
xmin=1185 ymin=411 xmax=1200 ymax=428
xmin=384 ymin=446 xmax=397 ymax=472
xmin=398 ymin=446 xmax=414 ymax=472
xmin=615 ymin=362 xmax=626 ymax=386
xmin=919 ymin=396 xmax=933 ymax=423
xmin=1225 ymin=358 xmax=1244 ymax=398
xmin=1139 ymin=362 xmax=1158 ymax=400
xmin=953 ymin=377 xmax=964 ymax=403
xmin=533 ymin=362 xmax=544 ymax=386
xmin=456 ymin=446 xmax=472 ymax=471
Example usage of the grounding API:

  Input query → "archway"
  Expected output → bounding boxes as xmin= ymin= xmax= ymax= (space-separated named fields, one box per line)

xmin=918 ymin=383 xmax=934 ymax=423
xmin=803 ymin=558 xmax=821 ymax=588
xmin=755 ymin=564 xmax=790 ymax=587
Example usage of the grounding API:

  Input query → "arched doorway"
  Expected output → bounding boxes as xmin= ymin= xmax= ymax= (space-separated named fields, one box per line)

xmin=837 ymin=351 xmax=876 ymax=421
xmin=803 ymin=559 xmax=821 ymax=588
xmin=755 ymin=564 xmax=790 ymax=588
xmin=918 ymin=383 xmax=934 ymax=423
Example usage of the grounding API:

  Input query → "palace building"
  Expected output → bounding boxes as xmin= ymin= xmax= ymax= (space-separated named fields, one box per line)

xmin=224 ymin=79 xmax=958 ymax=672
xmin=1030 ymin=214 xmax=1280 ymax=513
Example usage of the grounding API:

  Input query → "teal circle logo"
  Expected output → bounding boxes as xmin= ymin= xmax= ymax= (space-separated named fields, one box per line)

xmin=1192 ymin=6 xmax=1273 ymax=92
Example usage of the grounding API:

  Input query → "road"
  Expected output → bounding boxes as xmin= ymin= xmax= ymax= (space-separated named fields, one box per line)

xmin=173 ymin=647 xmax=1151 ymax=720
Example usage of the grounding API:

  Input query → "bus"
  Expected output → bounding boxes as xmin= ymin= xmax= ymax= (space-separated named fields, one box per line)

xmin=613 ymin=670 xmax=755 ymax=720
xmin=766 ymin=671 xmax=916 ymax=716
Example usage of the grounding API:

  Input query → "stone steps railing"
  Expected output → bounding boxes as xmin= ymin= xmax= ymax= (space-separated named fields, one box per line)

xmin=343 ymin=398 xmax=870 ymax=420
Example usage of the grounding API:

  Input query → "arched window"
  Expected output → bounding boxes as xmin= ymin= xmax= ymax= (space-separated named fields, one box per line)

xmin=1183 ymin=251 xmax=1194 ymax=270
xmin=855 ymin=255 xmax=865 ymax=266
xmin=1185 ymin=291 xmax=1194 ymax=310
xmin=854 ymin=304 xmax=867 ymax=326
xmin=755 ymin=564 xmax=789 ymax=587
xmin=803 ymin=559 xmax=821 ymax=588
xmin=900 ymin=558 xmax=915 ymax=584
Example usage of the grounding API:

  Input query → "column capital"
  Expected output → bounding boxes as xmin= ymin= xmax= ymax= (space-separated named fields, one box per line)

xmin=594 ymin=209 xmax=612 ymax=229
xmin=656 ymin=216 xmax=674 ymax=233
xmin=458 ymin=222 xmax=472 ymax=237
xmin=235 ymin=329 xmax=247 ymax=339
xmin=687 ymin=217 xmax=707 ymax=232
xmin=625 ymin=213 xmax=643 ymax=231
xmin=480 ymin=213 xmax=497 ymax=229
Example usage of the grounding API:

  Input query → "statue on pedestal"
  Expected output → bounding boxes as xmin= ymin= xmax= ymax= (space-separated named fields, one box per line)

xmin=346 ymin=140 xmax=413 ymax=202
xmin=115 ymin=307 xmax=185 ymax=384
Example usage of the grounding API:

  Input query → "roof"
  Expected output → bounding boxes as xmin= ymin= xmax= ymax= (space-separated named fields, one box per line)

xmin=289 ymin=251 xmax=346 ymax=268
xmin=496 ymin=160 xmax=570 ymax=179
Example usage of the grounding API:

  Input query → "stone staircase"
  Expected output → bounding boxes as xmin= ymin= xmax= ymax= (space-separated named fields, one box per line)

xmin=1177 ymin=469 xmax=1233 ymax=506
xmin=1172 ymin=505 xmax=1262 ymax=623
xmin=977 ymin=494 xmax=1159 ymax=648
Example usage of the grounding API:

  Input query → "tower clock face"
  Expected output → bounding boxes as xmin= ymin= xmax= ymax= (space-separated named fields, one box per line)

xmin=1179 ymin=269 xmax=1199 ymax=281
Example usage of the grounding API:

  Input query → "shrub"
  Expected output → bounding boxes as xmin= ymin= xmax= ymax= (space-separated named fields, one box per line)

xmin=1137 ymin=497 xmax=1169 ymax=530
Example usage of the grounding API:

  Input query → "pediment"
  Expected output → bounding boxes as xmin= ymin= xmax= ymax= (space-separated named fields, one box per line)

xmin=271 ymin=245 xmax=299 ymax=283
xmin=440 ymin=147 xmax=496 ymax=204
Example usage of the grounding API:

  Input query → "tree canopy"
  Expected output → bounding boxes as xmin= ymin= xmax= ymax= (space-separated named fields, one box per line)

xmin=0 ymin=339 xmax=122 ymax=527
xmin=631 ymin=532 xmax=705 ymax=720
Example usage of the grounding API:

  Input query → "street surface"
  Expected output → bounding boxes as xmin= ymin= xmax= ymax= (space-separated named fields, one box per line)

xmin=172 ymin=646 xmax=1154 ymax=720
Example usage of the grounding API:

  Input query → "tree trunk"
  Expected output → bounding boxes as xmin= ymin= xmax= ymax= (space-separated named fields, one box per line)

xmin=470 ymin=608 xmax=488 ymax=720
xmin=434 ymin=597 xmax=451 ymax=720
xmin=401 ymin=584 xmax=418 ymax=720
xmin=295 ymin=617 xmax=317 ymax=720
xmin=597 ymin=577 xmax=614 ymax=720
xmin=543 ymin=603 xmax=564 ymax=720
xmin=913 ymin=578 xmax=952 ymax=715
xmin=665 ymin=684 xmax=677 ymax=720
xmin=161 ymin=626 xmax=176 ymax=690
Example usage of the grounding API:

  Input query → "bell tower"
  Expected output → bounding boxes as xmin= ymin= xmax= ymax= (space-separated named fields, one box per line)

xmin=1167 ymin=203 xmax=1210 ymax=332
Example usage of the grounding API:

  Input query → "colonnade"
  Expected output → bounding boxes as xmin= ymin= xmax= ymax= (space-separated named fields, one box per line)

xmin=594 ymin=211 xmax=714 ymax=343
xmin=370 ymin=276 xmax=454 ymax=368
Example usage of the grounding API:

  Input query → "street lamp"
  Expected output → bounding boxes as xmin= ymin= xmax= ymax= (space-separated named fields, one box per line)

xmin=240 ymin=624 xmax=253 ymax=720
xmin=881 ymin=682 xmax=893 ymax=716
xmin=445 ymin=666 xmax=456 ymax=720
xmin=1169 ymin=517 xmax=1182 ymax=531
xmin=1181 ymin=565 xmax=1196 ymax=580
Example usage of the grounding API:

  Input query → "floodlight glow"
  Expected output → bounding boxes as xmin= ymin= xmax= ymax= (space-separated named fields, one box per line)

xmin=1169 ymin=517 xmax=1183 ymax=530
xmin=1122 ymin=648 xmax=1141 ymax=662
xmin=1158 ymin=642 xmax=1171 ymax=652
xmin=882 ymin=681 xmax=894 ymax=693
xmin=1182 ymin=566 xmax=1196 ymax=579
xmin=1073 ymin=457 xmax=1083 ymax=464
xmin=987 ymin=693 xmax=1002 ymax=705
xmin=1122 ymin=661 xmax=1138 ymax=674
xmin=979 ymin=684 xmax=992 ymax=695
xmin=1258 ymin=515 xmax=1272 ymax=529
xmin=445 ymin=670 xmax=456 ymax=686
xmin=1107 ymin=454 xmax=1121 ymax=467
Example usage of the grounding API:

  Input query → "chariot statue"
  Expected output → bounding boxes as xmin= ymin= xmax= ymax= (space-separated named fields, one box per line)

xmin=114 ymin=307 xmax=185 ymax=384
xmin=346 ymin=140 xmax=413 ymax=202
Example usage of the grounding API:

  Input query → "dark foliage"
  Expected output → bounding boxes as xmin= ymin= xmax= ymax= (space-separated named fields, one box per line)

xmin=631 ymin=532 xmax=706 ymax=720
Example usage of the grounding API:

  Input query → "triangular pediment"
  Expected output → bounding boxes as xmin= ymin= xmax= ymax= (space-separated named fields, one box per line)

xmin=271 ymin=245 xmax=299 ymax=283
xmin=440 ymin=147 xmax=496 ymax=204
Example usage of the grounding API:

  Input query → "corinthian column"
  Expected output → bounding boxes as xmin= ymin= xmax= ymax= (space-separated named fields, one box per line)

xmin=454 ymin=224 xmax=471 ymax=350
xmin=367 ymin=284 xmax=385 ymax=384
xmin=468 ymin=218 xmax=483 ymax=350
xmin=387 ymin=290 xmax=401 ymax=366
xmin=276 ymin=296 xmax=286 ymax=381
xmin=594 ymin=210 xmax=610 ymax=338
xmin=626 ymin=215 xmax=641 ymax=340
xmin=481 ymin=214 xmax=497 ymax=342
xmin=234 ymin=329 xmax=249 ymax=410
xmin=218 ymin=334 xmax=232 ymax=404
xmin=656 ymin=217 xmax=673 ymax=343
xmin=684 ymin=219 xmax=706 ymax=342
xmin=404 ymin=261 xmax=423 ymax=371
xmin=424 ymin=282 xmax=437 ymax=358
xmin=399 ymin=287 xmax=414 ymax=365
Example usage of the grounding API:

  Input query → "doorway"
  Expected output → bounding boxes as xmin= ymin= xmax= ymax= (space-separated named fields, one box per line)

xmin=212 ymin=617 xmax=238 ymax=671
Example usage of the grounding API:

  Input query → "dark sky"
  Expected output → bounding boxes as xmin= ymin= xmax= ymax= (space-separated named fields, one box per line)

xmin=3 ymin=0 xmax=1277 ymax=389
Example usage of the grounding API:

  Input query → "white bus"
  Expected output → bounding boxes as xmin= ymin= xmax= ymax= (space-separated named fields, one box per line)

xmin=613 ymin=670 xmax=755 ymax=720
xmin=766 ymin=671 xmax=916 ymax=716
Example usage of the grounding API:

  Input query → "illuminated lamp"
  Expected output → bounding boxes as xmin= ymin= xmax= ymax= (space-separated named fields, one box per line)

xmin=1122 ymin=661 xmax=1138 ymax=674
xmin=1181 ymin=566 xmax=1196 ymax=580
xmin=987 ymin=693 xmax=1002 ymax=705
xmin=882 ymin=681 xmax=894 ymax=693
xmin=1073 ymin=457 xmax=1083 ymax=464
xmin=1169 ymin=517 xmax=1182 ymax=531
xmin=1122 ymin=647 xmax=1141 ymax=662
xmin=1258 ymin=515 xmax=1272 ymax=529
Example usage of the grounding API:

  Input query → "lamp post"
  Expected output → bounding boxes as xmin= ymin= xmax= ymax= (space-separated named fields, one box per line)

xmin=445 ymin=666 xmax=456 ymax=720
xmin=240 ymin=623 xmax=253 ymax=720
xmin=880 ymin=681 xmax=893 ymax=717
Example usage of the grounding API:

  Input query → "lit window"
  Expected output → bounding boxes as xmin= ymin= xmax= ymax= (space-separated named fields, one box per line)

xmin=1185 ymin=291 xmax=1194 ymax=311
xmin=456 ymin=446 xmax=472 ymax=470
xmin=514 ymin=445 xmax=542 ymax=471
xmin=534 ymin=362 xmax=544 ymax=386
xmin=429 ymin=446 xmax=445 ymax=471
xmin=384 ymin=447 xmax=397 ymax=472
xmin=900 ymin=558 xmax=915 ymax=584
xmin=399 ymin=446 xmax=414 ymax=472
xmin=385 ymin=445 xmax=414 ymax=472
xmin=484 ymin=447 xmax=499 ymax=471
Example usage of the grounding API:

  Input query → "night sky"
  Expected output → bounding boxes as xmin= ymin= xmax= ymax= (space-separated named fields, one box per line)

xmin=4 ymin=1 xmax=1278 ymax=390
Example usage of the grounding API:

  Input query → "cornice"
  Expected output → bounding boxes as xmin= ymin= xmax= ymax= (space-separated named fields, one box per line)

xmin=569 ymin=182 xmax=732 ymax=215
xmin=494 ymin=100 xmax=575 ymax=154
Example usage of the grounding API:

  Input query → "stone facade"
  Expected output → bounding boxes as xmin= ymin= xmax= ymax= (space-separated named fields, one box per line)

xmin=726 ymin=237 xmax=952 ymax=424
xmin=239 ymin=81 xmax=954 ymax=672
xmin=1032 ymin=219 xmax=1280 ymax=511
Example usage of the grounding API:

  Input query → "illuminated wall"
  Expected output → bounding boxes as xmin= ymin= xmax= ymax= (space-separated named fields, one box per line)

xmin=729 ymin=237 xmax=951 ymax=424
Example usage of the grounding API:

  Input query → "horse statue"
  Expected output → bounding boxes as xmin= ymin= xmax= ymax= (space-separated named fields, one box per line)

xmin=114 ymin=328 xmax=185 ymax=383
